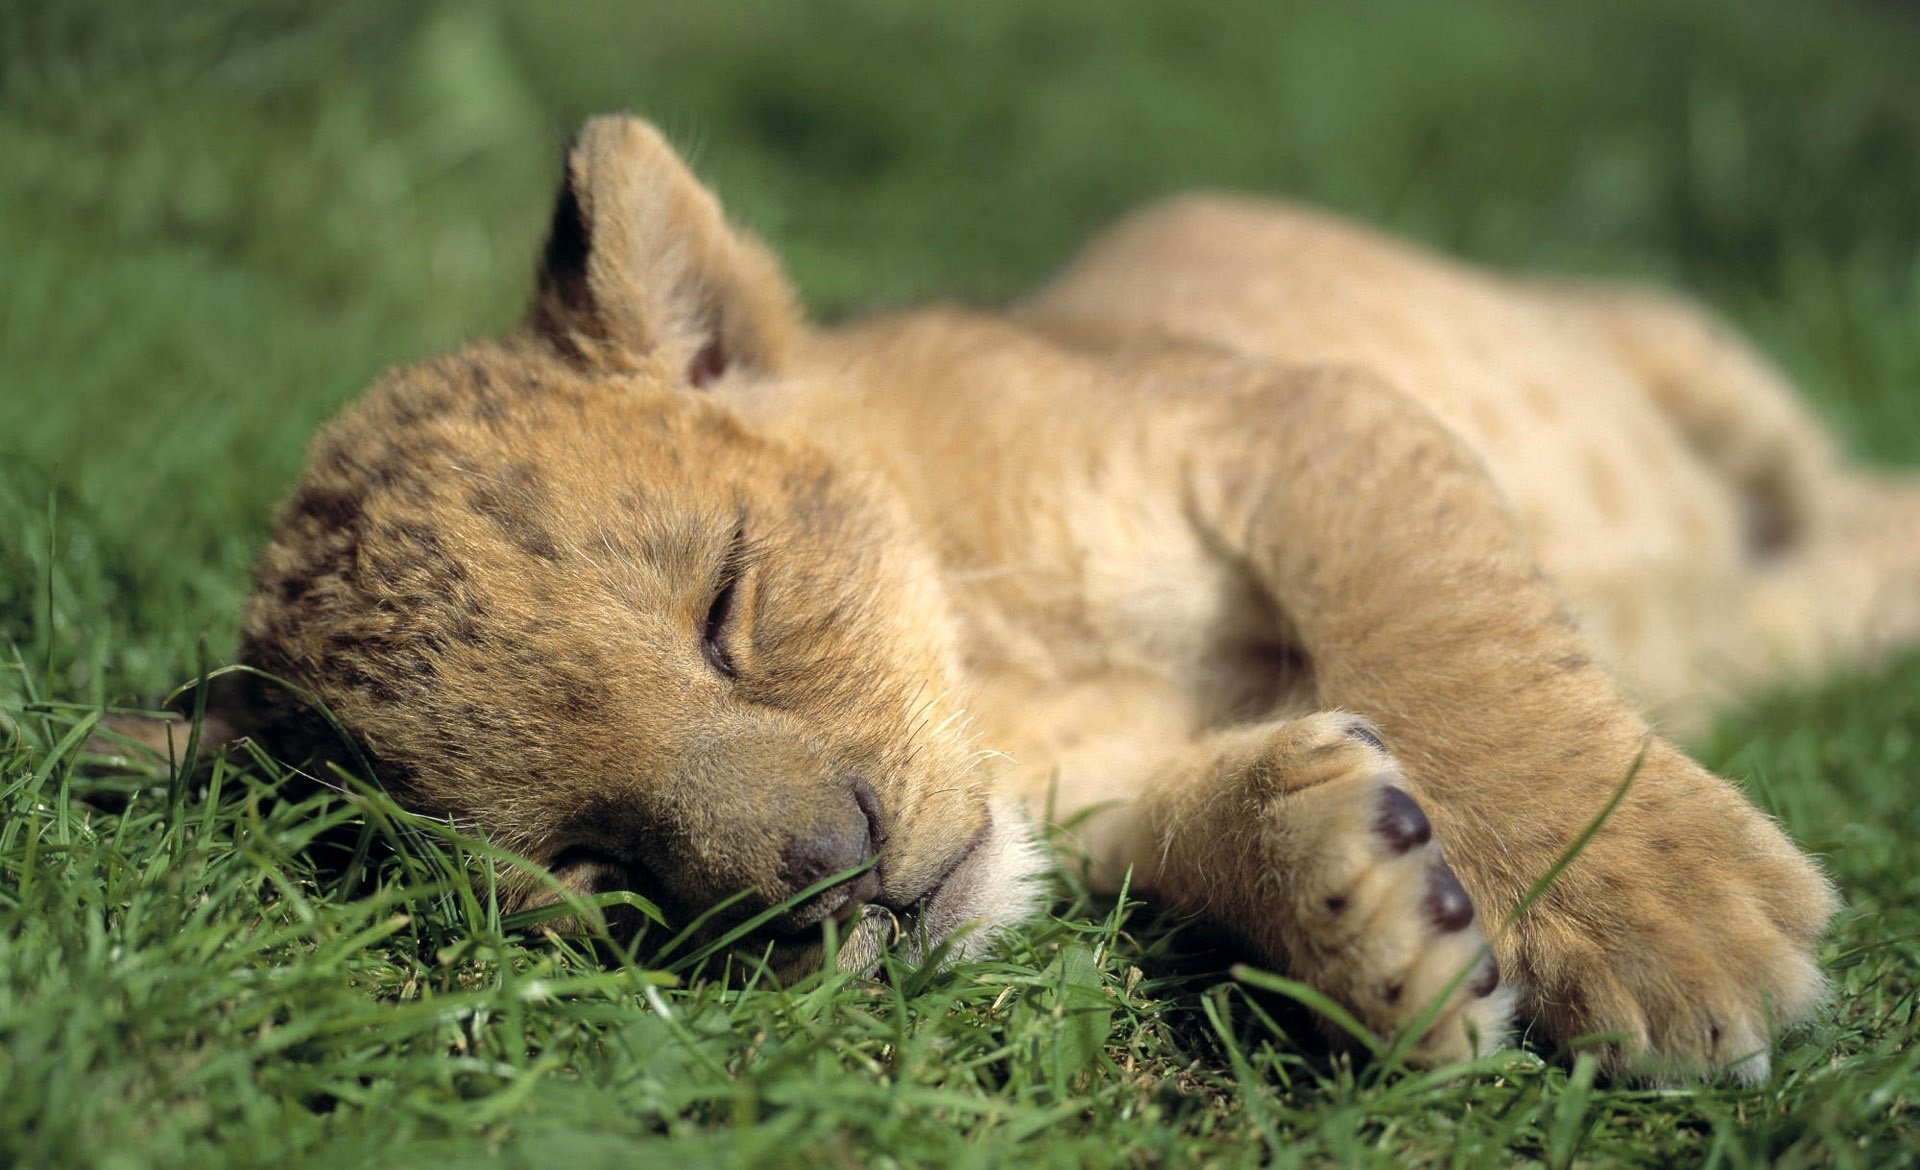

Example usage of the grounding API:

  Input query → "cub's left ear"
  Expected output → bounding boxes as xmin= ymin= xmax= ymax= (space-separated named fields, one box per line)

xmin=528 ymin=115 xmax=802 ymax=385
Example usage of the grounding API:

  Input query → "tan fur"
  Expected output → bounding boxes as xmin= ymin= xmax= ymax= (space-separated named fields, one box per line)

xmin=237 ymin=116 xmax=1920 ymax=1080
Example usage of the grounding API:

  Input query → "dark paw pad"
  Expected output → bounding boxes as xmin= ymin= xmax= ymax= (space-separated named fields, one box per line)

xmin=1467 ymin=953 xmax=1501 ymax=998
xmin=1374 ymin=787 xmax=1433 ymax=854
xmin=1423 ymin=861 xmax=1475 ymax=932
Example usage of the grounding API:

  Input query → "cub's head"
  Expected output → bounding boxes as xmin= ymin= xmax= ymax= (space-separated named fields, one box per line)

xmin=239 ymin=116 xmax=1041 ymax=970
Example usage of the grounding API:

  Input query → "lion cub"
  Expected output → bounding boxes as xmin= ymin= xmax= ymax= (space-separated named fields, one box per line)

xmin=239 ymin=116 xmax=1919 ymax=1081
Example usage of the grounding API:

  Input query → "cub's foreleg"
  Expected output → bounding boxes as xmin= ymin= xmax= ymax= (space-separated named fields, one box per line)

xmin=1143 ymin=367 xmax=1835 ymax=1080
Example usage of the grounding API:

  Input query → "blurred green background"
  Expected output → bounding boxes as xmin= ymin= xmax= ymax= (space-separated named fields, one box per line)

xmin=4 ymin=0 xmax=1919 ymax=704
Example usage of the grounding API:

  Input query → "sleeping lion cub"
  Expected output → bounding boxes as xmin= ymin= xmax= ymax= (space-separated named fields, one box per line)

xmin=236 ymin=116 xmax=1919 ymax=1081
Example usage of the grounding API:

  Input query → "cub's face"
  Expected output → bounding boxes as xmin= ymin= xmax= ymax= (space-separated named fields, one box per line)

xmin=238 ymin=117 xmax=1041 ymax=969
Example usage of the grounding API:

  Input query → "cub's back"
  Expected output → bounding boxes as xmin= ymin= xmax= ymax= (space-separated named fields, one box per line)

xmin=1024 ymin=196 xmax=1767 ymax=719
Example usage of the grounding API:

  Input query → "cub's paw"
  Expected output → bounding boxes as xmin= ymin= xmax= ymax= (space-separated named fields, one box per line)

xmin=1257 ymin=716 xmax=1515 ymax=1065
xmin=1512 ymin=748 xmax=1837 ymax=1083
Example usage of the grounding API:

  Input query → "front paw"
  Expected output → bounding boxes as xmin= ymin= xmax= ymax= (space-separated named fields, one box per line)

xmin=1508 ymin=747 xmax=1837 ymax=1082
xmin=1259 ymin=717 xmax=1515 ymax=1064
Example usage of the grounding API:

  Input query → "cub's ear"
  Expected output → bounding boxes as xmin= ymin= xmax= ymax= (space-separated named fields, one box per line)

xmin=529 ymin=115 xmax=801 ymax=384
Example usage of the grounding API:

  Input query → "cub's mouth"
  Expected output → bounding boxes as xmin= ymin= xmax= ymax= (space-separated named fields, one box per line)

xmin=751 ymin=801 xmax=1047 ymax=979
xmin=841 ymin=800 xmax=1048 ymax=975
xmin=540 ymin=804 xmax=1045 ymax=980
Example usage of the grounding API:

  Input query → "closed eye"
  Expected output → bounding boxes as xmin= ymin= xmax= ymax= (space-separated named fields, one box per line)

xmin=702 ymin=575 xmax=739 ymax=677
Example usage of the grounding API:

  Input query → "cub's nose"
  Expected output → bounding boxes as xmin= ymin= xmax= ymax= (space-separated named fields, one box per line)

xmin=774 ymin=780 xmax=882 ymax=931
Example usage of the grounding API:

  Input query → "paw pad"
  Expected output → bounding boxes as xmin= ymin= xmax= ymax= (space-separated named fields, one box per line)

xmin=1423 ymin=861 xmax=1475 ymax=931
xmin=1374 ymin=786 xmax=1433 ymax=853
xmin=1467 ymin=953 xmax=1501 ymax=997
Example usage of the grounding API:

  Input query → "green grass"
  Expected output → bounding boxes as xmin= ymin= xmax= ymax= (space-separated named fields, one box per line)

xmin=4 ymin=1 xmax=1920 ymax=1165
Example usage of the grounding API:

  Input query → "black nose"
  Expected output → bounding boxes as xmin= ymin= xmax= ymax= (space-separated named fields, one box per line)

xmin=774 ymin=779 xmax=882 ymax=931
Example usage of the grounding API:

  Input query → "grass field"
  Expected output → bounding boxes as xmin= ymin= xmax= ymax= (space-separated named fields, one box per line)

xmin=5 ymin=1 xmax=1920 ymax=1165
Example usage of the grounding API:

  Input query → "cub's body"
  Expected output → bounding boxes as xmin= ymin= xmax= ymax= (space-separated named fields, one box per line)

xmin=241 ymin=119 xmax=1918 ymax=1082
xmin=773 ymin=198 xmax=1913 ymax=860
